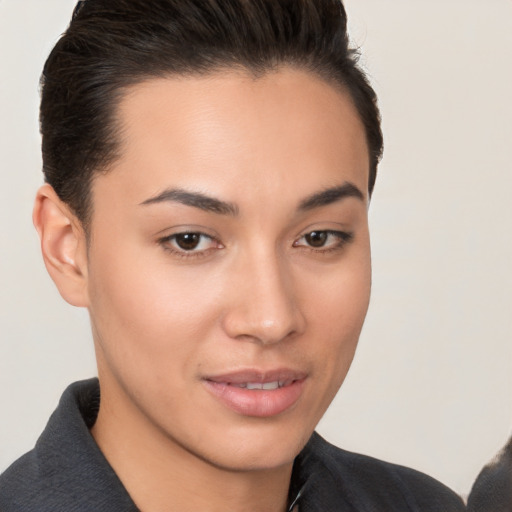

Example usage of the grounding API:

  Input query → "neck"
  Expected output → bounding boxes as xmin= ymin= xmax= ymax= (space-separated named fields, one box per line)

xmin=91 ymin=376 xmax=294 ymax=512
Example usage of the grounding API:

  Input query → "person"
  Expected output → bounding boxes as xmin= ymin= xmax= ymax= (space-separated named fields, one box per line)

xmin=467 ymin=435 xmax=512 ymax=512
xmin=0 ymin=0 xmax=466 ymax=510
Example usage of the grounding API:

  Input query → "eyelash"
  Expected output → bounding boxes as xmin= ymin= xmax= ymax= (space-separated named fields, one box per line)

xmin=293 ymin=230 xmax=354 ymax=253
xmin=158 ymin=229 xmax=354 ymax=259
xmin=158 ymin=232 xmax=221 ymax=259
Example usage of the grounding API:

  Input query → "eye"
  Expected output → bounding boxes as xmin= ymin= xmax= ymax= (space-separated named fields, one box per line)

xmin=293 ymin=230 xmax=353 ymax=251
xmin=159 ymin=232 xmax=221 ymax=255
xmin=173 ymin=233 xmax=207 ymax=251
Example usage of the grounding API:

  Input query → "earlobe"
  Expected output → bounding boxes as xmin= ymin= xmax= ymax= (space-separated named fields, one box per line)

xmin=33 ymin=184 xmax=90 ymax=308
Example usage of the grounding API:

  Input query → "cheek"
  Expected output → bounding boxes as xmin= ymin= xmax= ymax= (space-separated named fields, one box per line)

xmin=305 ymin=246 xmax=371 ymax=334
xmin=86 ymin=242 xmax=224 ymax=376
xmin=301 ymin=247 xmax=371 ymax=382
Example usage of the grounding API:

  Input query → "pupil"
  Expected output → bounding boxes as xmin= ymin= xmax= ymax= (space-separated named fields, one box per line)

xmin=306 ymin=231 xmax=327 ymax=247
xmin=176 ymin=233 xmax=200 ymax=250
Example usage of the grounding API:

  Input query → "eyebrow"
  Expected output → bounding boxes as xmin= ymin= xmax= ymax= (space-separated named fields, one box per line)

xmin=298 ymin=182 xmax=364 ymax=211
xmin=140 ymin=181 xmax=364 ymax=216
xmin=140 ymin=188 xmax=239 ymax=216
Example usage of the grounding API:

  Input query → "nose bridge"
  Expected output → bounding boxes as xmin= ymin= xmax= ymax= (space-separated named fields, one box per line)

xmin=223 ymin=245 xmax=304 ymax=344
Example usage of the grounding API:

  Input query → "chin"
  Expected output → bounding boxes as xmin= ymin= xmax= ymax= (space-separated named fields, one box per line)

xmin=186 ymin=421 xmax=313 ymax=472
xmin=205 ymin=447 xmax=301 ymax=473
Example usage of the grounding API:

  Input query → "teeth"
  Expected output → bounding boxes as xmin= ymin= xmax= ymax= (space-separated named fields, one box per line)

xmin=245 ymin=381 xmax=279 ymax=390
xmin=227 ymin=380 xmax=295 ymax=389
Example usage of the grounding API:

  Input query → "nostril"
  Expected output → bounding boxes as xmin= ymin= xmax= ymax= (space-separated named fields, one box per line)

xmin=225 ymin=310 xmax=304 ymax=346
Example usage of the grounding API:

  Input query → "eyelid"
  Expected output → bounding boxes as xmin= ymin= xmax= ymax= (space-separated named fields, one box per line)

xmin=154 ymin=223 xmax=219 ymax=238
xmin=157 ymin=229 xmax=223 ymax=258
xmin=293 ymin=229 xmax=354 ymax=251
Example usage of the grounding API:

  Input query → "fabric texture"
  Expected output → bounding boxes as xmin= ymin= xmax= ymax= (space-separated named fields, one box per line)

xmin=0 ymin=379 xmax=466 ymax=511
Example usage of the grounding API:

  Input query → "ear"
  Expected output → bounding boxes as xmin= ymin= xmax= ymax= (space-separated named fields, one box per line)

xmin=33 ymin=184 xmax=90 ymax=308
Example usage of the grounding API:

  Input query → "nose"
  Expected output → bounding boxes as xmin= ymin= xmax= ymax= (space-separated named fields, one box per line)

xmin=221 ymin=251 xmax=306 ymax=345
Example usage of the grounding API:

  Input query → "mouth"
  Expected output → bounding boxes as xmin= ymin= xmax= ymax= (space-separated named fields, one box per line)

xmin=202 ymin=369 xmax=307 ymax=417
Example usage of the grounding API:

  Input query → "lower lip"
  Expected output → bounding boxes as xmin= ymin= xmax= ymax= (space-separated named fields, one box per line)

xmin=203 ymin=380 xmax=305 ymax=417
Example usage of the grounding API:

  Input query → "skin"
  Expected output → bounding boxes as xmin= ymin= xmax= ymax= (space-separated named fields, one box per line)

xmin=34 ymin=68 xmax=372 ymax=512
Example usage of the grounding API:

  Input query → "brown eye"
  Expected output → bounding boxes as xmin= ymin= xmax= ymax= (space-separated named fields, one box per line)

xmin=160 ymin=231 xmax=222 ymax=256
xmin=293 ymin=230 xmax=354 ymax=252
xmin=305 ymin=231 xmax=328 ymax=247
xmin=174 ymin=233 xmax=202 ymax=250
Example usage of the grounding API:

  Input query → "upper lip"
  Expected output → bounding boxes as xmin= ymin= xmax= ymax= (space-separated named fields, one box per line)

xmin=204 ymin=368 xmax=307 ymax=384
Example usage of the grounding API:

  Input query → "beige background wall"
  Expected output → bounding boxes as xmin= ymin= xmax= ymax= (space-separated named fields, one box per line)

xmin=1 ymin=0 xmax=511 ymax=497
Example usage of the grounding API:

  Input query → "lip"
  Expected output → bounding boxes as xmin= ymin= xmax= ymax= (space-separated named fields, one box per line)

xmin=202 ymin=368 xmax=307 ymax=418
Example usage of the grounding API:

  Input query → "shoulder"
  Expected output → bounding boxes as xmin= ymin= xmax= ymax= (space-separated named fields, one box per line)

xmin=298 ymin=433 xmax=466 ymax=511
xmin=0 ymin=380 xmax=94 ymax=511
xmin=0 ymin=450 xmax=49 ymax=512
xmin=0 ymin=379 xmax=137 ymax=512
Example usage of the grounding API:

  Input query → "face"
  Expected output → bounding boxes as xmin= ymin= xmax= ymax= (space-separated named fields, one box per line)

xmin=85 ymin=68 xmax=371 ymax=471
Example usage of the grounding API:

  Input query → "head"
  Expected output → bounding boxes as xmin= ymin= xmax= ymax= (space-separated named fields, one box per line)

xmin=40 ymin=0 xmax=382 ymax=232
xmin=34 ymin=0 xmax=382 ymax=476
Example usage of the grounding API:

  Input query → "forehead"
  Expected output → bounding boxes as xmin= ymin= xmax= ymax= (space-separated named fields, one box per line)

xmin=94 ymin=68 xmax=369 ymax=209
